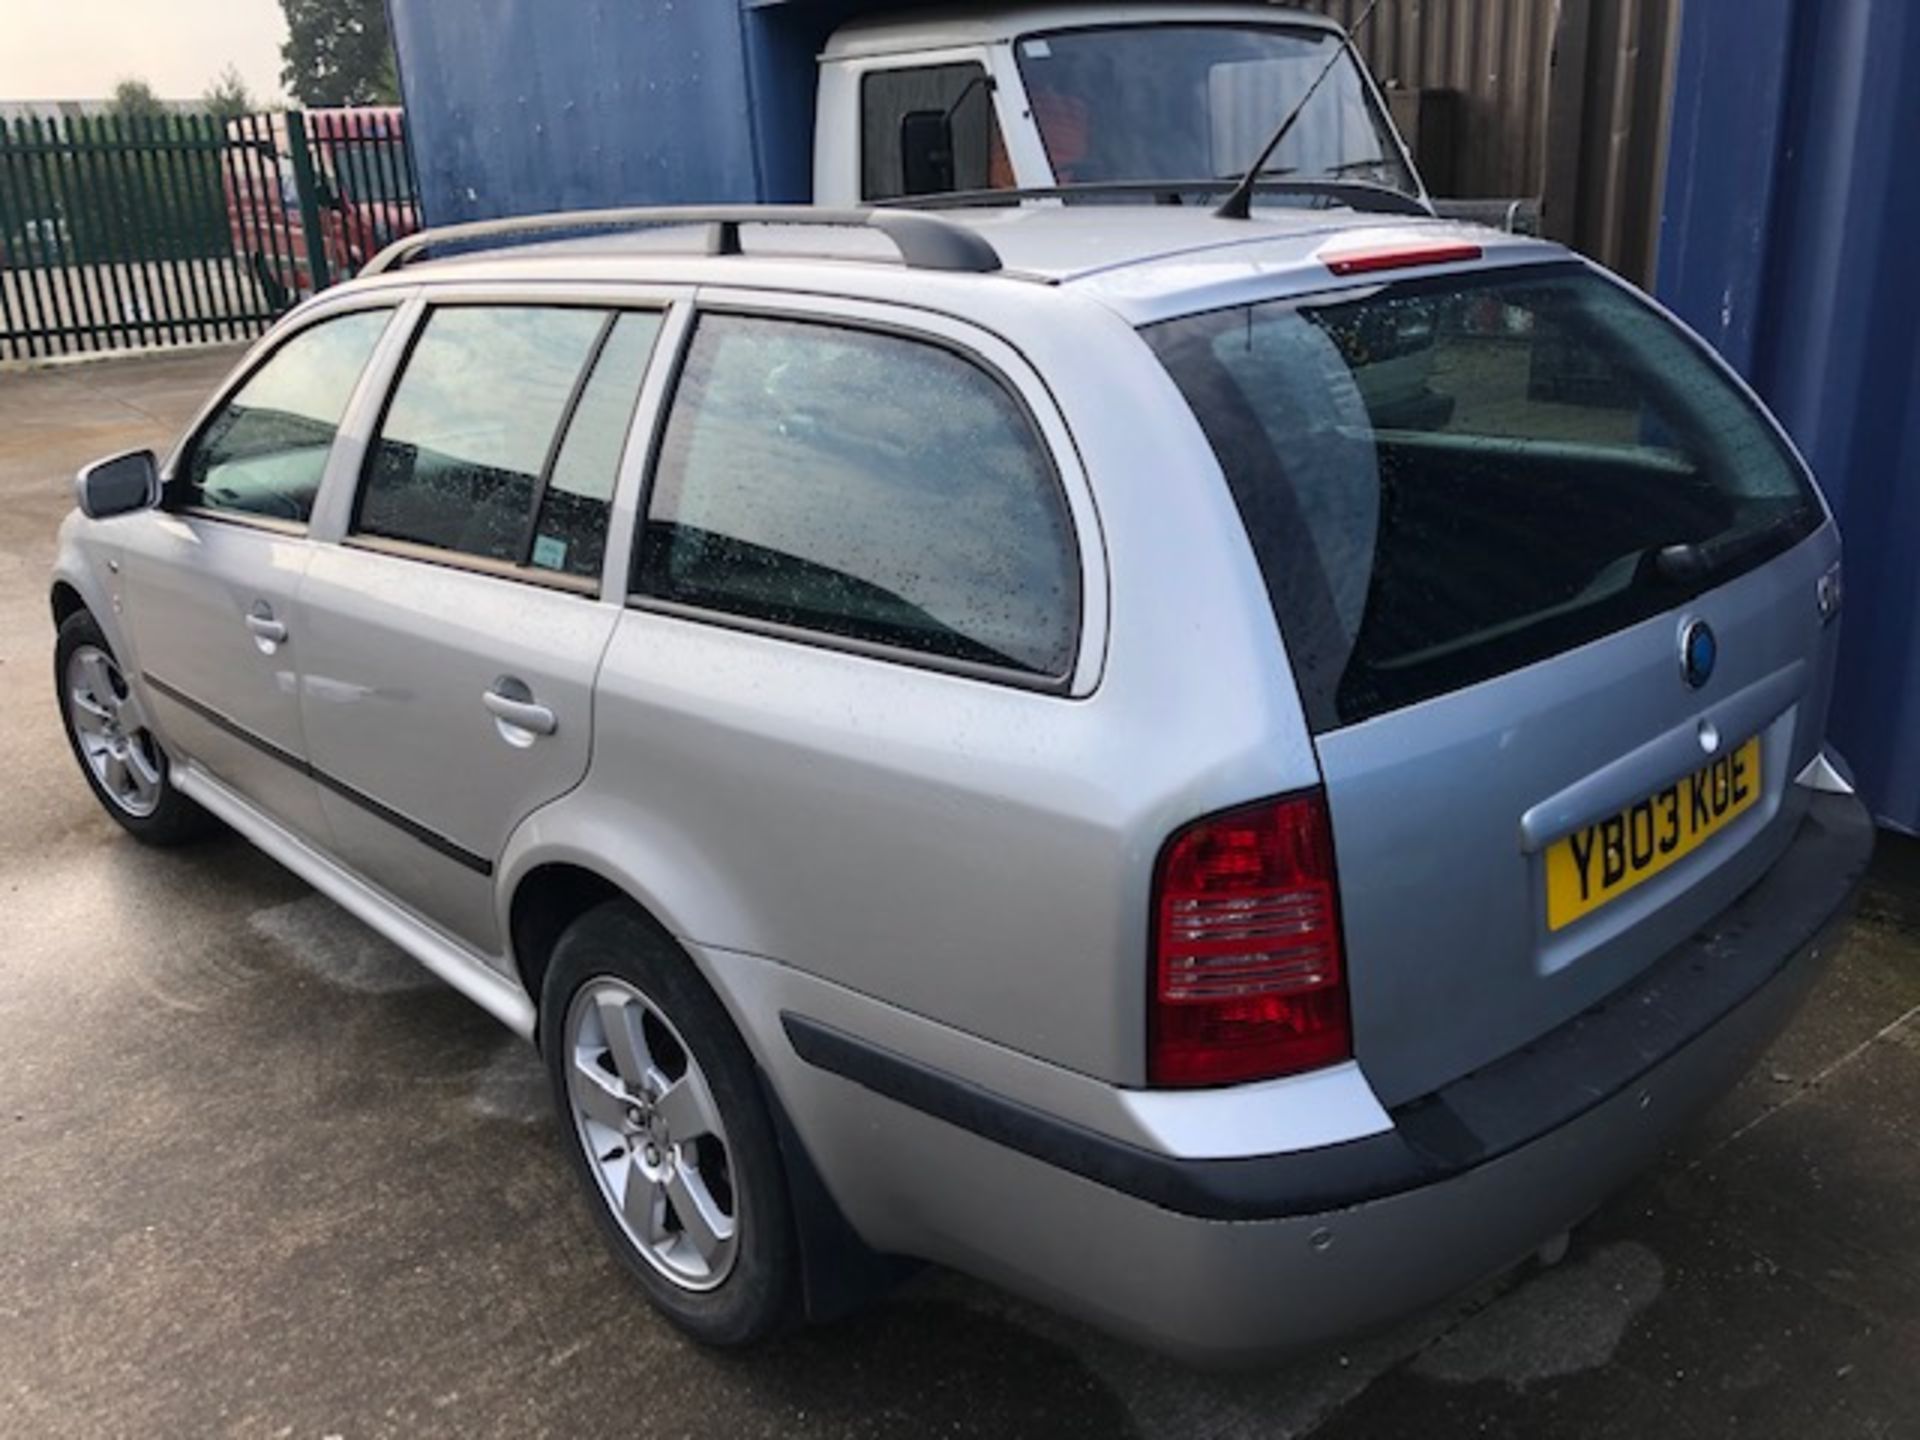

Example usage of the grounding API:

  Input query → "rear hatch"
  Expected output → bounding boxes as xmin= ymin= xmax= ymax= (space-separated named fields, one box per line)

xmin=1147 ymin=256 xmax=1840 ymax=1105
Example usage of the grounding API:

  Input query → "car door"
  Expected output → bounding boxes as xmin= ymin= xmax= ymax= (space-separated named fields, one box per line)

xmin=295 ymin=296 xmax=671 ymax=954
xmin=118 ymin=302 xmax=402 ymax=842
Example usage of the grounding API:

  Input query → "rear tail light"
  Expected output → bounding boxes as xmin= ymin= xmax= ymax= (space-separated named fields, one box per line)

xmin=1149 ymin=790 xmax=1350 ymax=1087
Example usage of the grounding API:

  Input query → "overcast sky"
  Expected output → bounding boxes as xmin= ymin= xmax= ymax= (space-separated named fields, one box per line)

xmin=0 ymin=0 xmax=291 ymax=103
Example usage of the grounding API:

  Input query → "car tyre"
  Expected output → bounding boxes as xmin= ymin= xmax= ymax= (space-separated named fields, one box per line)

xmin=541 ymin=900 xmax=798 ymax=1346
xmin=54 ymin=608 xmax=217 ymax=846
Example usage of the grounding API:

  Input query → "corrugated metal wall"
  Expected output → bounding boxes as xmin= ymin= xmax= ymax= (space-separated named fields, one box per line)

xmin=1299 ymin=0 xmax=1678 ymax=284
xmin=1300 ymin=0 xmax=1556 ymax=196
xmin=1659 ymin=0 xmax=1920 ymax=832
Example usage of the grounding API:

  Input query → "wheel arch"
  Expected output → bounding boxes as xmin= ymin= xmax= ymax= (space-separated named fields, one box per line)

xmin=50 ymin=579 xmax=88 ymax=628
xmin=505 ymin=852 xmax=739 ymax=1043
xmin=48 ymin=547 xmax=136 ymax=674
xmin=508 ymin=861 xmax=629 ymax=1030
xmin=498 ymin=792 xmax=780 ymax=1034
xmin=506 ymin=855 xmax=913 ymax=1321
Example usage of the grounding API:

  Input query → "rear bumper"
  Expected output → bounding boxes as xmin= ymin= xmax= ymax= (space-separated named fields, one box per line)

xmin=784 ymin=788 xmax=1874 ymax=1365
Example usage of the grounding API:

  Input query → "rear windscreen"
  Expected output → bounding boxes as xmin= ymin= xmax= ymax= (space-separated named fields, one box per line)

xmin=1145 ymin=262 xmax=1822 ymax=731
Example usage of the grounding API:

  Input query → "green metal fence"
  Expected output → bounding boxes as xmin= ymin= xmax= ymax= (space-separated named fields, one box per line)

xmin=294 ymin=108 xmax=421 ymax=294
xmin=0 ymin=109 xmax=420 ymax=362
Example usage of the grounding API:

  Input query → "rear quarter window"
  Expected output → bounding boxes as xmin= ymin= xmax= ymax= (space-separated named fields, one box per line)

xmin=1146 ymin=262 xmax=1820 ymax=730
xmin=635 ymin=314 xmax=1080 ymax=681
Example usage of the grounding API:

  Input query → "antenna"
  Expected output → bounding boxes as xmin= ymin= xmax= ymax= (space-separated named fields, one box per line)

xmin=1215 ymin=0 xmax=1384 ymax=221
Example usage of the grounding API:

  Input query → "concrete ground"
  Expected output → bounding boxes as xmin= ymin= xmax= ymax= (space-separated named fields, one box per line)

xmin=2 ymin=347 xmax=1917 ymax=1439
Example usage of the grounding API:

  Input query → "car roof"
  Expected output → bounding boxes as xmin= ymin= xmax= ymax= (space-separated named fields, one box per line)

xmin=820 ymin=3 xmax=1343 ymax=60
xmin=981 ymin=206 xmax=1564 ymax=319
xmin=349 ymin=203 xmax=1569 ymax=327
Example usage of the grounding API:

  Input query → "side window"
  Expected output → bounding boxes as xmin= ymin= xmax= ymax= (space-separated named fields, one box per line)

xmin=180 ymin=308 xmax=392 ymax=524
xmin=535 ymin=313 xmax=663 ymax=578
xmin=860 ymin=63 xmax=1009 ymax=200
xmin=357 ymin=306 xmax=660 ymax=579
xmin=636 ymin=315 xmax=1079 ymax=680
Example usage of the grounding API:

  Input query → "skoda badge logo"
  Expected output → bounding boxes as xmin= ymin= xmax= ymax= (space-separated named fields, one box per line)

xmin=1681 ymin=620 xmax=1717 ymax=690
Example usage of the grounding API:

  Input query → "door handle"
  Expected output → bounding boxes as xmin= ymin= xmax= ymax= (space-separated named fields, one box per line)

xmin=483 ymin=683 xmax=558 ymax=737
xmin=245 ymin=604 xmax=287 ymax=645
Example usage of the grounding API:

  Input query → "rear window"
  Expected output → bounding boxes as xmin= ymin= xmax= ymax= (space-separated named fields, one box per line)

xmin=1146 ymin=263 xmax=1821 ymax=730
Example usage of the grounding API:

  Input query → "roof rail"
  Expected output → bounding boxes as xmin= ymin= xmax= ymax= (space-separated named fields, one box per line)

xmin=884 ymin=179 xmax=1433 ymax=219
xmin=360 ymin=205 xmax=1004 ymax=277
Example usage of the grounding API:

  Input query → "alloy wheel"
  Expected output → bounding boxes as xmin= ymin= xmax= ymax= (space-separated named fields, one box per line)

xmin=564 ymin=978 xmax=740 ymax=1290
xmin=65 ymin=645 xmax=163 ymax=818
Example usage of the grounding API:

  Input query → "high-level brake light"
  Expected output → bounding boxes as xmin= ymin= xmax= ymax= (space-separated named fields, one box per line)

xmin=1323 ymin=241 xmax=1484 ymax=276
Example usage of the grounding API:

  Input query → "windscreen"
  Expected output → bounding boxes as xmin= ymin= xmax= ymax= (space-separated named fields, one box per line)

xmin=1146 ymin=263 xmax=1822 ymax=731
xmin=1015 ymin=24 xmax=1413 ymax=194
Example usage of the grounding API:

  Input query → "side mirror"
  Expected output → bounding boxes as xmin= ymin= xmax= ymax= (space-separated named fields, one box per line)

xmin=75 ymin=449 xmax=159 ymax=519
xmin=900 ymin=110 xmax=957 ymax=195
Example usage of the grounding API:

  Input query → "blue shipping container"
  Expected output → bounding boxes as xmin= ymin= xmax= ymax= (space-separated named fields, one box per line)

xmin=1659 ymin=0 xmax=1920 ymax=832
xmin=386 ymin=0 xmax=944 ymax=221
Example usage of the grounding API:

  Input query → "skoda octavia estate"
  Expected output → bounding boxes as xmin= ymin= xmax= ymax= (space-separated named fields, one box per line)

xmin=50 ymin=199 xmax=1872 ymax=1365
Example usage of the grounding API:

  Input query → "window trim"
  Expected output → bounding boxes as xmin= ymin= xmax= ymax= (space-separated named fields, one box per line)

xmin=626 ymin=302 xmax=1087 ymax=695
xmin=173 ymin=506 xmax=312 ymax=538
xmin=347 ymin=298 xmax=666 ymax=599
xmin=339 ymin=532 xmax=599 ymax=596
xmin=163 ymin=297 xmax=402 ymax=534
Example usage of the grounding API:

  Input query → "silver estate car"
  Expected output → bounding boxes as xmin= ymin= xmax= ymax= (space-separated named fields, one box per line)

xmin=50 ymin=200 xmax=1873 ymax=1365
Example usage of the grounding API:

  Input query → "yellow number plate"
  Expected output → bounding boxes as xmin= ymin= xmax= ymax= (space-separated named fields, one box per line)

xmin=1545 ymin=736 xmax=1762 ymax=931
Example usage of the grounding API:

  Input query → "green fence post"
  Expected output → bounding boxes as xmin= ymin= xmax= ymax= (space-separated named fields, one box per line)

xmin=283 ymin=110 xmax=331 ymax=293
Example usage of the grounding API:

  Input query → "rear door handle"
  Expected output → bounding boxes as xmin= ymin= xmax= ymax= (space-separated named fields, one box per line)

xmin=245 ymin=604 xmax=287 ymax=645
xmin=483 ymin=683 xmax=558 ymax=737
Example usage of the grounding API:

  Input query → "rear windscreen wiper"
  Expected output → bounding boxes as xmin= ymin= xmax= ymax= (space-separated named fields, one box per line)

xmin=1655 ymin=513 xmax=1807 ymax=586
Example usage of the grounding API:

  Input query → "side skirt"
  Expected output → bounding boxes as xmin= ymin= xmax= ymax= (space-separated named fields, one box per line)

xmin=174 ymin=760 xmax=537 ymax=1038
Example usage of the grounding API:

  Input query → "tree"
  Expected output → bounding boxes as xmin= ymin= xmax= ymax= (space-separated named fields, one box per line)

xmin=108 ymin=78 xmax=168 ymax=122
xmin=279 ymin=0 xmax=402 ymax=107
xmin=201 ymin=64 xmax=256 ymax=120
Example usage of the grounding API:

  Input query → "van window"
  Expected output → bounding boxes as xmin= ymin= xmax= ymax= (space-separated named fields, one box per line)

xmin=636 ymin=314 xmax=1078 ymax=679
xmin=358 ymin=306 xmax=659 ymax=579
xmin=180 ymin=308 xmax=393 ymax=524
xmin=861 ymin=63 xmax=1009 ymax=200
xmin=1146 ymin=263 xmax=1821 ymax=730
